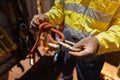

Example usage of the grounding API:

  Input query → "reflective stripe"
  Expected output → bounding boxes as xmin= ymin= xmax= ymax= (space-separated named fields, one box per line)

xmin=65 ymin=3 xmax=113 ymax=23
xmin=60 ymin=0 xmax=64 ymax=5
xmin=64 ymin=23 xmax=90 ymax=39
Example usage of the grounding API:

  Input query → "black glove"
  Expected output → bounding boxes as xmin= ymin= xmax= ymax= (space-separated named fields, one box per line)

xmin=69 ymin=37 xmax=99 ymax=60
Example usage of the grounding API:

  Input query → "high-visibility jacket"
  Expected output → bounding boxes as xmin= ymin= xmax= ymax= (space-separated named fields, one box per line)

xmin=45 ymin=0 xmax=120 ymax=54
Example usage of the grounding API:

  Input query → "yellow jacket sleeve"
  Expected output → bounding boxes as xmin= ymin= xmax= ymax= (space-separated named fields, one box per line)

xmin=44 ymin=0 xmax=64 ymax=26
xmin=95 ymin=7 xmax=120 ymax=54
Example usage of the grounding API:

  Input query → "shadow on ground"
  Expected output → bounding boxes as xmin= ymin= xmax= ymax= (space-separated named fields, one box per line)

xmin=18 ymin=56 xmax=62 ymax=80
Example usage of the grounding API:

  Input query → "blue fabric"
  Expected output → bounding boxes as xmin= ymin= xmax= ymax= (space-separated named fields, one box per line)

xmin=60 ymin=26 xmax=104 ymax=80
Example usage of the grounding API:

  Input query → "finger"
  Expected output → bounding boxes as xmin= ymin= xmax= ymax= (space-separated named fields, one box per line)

xmin=69 ymin=46 xmax=90 ymax=56
xmin=69 ymin=49 xmax=94 ymax=60
xmin=30 ymin=21 xmax=40 ymax=31
xmin=30 ymin=21 xmax=37 ymax=28
xmin=33 ymin=17 xmax=40 ymax=25
xmin=30 ymin=15 xmax=40 ymax=26
xmin=69 ymin=51 xmax=85 ymax=57
xmin=31 ymin=19 xmax=40 ymax=26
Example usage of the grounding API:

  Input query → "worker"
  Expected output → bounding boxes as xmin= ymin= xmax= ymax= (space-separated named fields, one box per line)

xmin=30 ymin=0 xmax=120 ymax=80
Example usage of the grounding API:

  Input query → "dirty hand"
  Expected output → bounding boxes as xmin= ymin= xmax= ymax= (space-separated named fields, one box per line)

xmin=30 ymin=14 xmax=48 ymax=31
xmin=69 ymin=37 xmax=99 ymax=60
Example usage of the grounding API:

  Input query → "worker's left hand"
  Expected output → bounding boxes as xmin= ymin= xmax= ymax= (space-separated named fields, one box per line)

xmin=69 ymin=37 xmax=99 ymax=60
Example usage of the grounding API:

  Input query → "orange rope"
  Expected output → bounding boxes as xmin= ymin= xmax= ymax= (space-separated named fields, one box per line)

xmin=29 ymin=22 xmax=65 ymax=65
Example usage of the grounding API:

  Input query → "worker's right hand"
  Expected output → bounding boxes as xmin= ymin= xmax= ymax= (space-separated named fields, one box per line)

xmin=69 ymin=37 xmax=99 ymax=60
xmin=30 ymin=14 xmax=48 ymax=31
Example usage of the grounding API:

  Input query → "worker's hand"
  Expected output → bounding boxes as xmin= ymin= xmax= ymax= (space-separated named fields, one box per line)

xmin=69 ymin=37 xmax=99 ymax=60
xmin=30 ymin=14 xmax=48 ymax=31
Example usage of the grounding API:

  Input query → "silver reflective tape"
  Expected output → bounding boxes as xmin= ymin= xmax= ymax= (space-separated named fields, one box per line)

xmin=65 ymin=3 xmax=87 ymax=14
xmin=65 ymin=3 xmax=113 ymax=23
